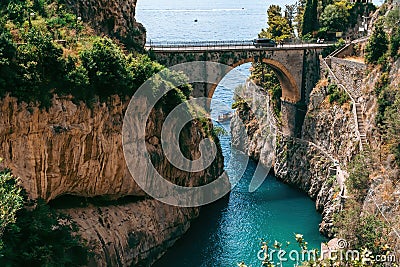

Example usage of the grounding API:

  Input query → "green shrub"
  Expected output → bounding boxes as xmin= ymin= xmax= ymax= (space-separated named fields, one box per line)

xmin=327 ymin=83 xmax=349 ymax=105
xmin=383 ymin=90 xmax=400 ymax=166
xmin=0 ymin=199 xmax=89 ymax=266
xmin=0 ymin=167 xmax=23 ymax=238
xmin=3 ymin=0 xmax=28 ymax=24
xmin=0 ymin=164 xmax=88 ymax=266
xmin=80 ymin=37 xmax=133 ymax=101
xmin=375 ymin=75 xmax=393 ymax=126
xmin=334 ymin=199 xmax=388 ymax=257
xmin=232 ymin=98 xmax=246 ymax=109
xmin=12 ymin=27 xmax=67 ymax=107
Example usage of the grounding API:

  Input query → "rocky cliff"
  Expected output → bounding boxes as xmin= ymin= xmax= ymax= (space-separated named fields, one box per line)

xmin=0 ymin=94 xmax=224 ymax=266
xmin=65 ymin=0 xmax=146 ymax=49
xmin=231 ymin=62 xmax=361 ymax=237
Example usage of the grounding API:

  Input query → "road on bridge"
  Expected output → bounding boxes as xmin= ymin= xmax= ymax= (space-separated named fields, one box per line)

xmin=145 ymin=41 xmax=333 ymax=51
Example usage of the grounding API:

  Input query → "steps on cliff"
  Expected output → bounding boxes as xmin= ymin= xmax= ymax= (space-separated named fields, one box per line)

xmin=355 ymin=103 xmax=368 ymax=147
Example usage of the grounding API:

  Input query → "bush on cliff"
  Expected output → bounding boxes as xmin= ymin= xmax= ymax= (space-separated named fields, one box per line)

xmin=0 ymin=20 xmax=17 ymax=96
xmin=0 ymin=166 xmax=23 ymax=241
xmin=0 ymin=163 xmax=88 ymax=266
xmin=80 ymin=37 xmax=134 ymax=101
xmin=327 ymin=83 xmax=349 ymax=106
xmin=0 ymin=198 xmax=89 ymax=266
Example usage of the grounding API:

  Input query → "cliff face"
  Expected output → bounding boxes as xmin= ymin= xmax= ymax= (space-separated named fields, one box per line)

xmin=65 ymin=0 xmax=146 ymax=49
xmin=65 ymin=200 xmax=199 ymax=267
xmin=0 ymin=95 xmax=224 ymax=266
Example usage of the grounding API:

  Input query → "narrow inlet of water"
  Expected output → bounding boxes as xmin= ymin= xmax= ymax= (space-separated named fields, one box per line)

xmin=153 ymin=64 xmax=325 ymax=267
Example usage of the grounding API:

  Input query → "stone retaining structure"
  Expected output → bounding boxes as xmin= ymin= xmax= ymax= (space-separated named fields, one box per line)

xmin=329 ymin=57 xmax=367 ymax=100
xmin=320 ymin=57 xmax=366 ymax=151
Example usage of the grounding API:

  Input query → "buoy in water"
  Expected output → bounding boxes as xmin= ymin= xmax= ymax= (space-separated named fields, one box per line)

xmin=194 ymin=19 xmax=198 ymax=22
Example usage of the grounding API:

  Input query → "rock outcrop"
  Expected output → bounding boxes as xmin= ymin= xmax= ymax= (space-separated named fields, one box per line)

xmin=0 ymin=95 xmax=224 ymax=266
xmin=65 ymin=200 xmax=199 ymax=267
xmin=65 ymin=0 xmax=146 ymax=49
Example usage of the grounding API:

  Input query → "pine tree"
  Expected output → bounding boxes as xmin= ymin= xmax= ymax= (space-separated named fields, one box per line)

xmin=301 ymin=0 xmax=318 ymax=37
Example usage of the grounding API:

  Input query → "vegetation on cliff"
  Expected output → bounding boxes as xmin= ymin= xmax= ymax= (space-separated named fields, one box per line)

xmin=327 ymin=3 xmax=400 ymax=265
xmin=297 ymin=0 xmax=375 ymax=40
xmin=0 ymin=0 xmax=191 ymax=108
xmin=365 ymin=4 xmax=400 ymax=165
xmin=0 ymin=162 xmax=89 ymax=266
xmin=0 ymin=0 xmax=198 ymax=265
xmin=0 ymin=161 xmax=23 ymax=240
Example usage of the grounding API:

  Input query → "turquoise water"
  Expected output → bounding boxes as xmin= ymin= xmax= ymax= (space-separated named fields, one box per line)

xmin=152 ymin=65 xmax=326 ymax=267
xmin=136 ymin=1 xmax=326 ymax=266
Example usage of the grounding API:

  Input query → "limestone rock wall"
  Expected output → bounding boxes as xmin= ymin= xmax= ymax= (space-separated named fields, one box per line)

xmin=0 ymin=95 xmax=224 ymax=266
xmin=65 ymin=200 xmax=198 ymax=267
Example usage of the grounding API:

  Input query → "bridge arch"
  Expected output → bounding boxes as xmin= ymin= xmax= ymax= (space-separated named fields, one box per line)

xmin=207 ymin=57 xmax=301 ymax=104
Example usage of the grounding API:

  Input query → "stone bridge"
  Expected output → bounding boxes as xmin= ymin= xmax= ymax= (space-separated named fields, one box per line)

xmin=147 ymin=40 xmax=330 ymax=136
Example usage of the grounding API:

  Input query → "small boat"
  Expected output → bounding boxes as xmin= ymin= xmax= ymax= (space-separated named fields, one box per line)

xmin=217 ymin=112 xmax=233 ymax=122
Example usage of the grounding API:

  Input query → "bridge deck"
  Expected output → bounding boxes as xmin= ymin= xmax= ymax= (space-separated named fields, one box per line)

xmin=145 ymin=40 xmax=333 ymax=51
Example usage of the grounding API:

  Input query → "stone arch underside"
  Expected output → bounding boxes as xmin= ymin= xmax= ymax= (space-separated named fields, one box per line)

xmin=207 ymin=58 xmax=301 ymax=104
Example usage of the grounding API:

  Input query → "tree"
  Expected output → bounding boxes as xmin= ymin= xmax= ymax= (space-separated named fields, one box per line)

xmin=294 ymin=0 xmax=306 ymax=37
xmin=365 ymin=20 xmax=389 ymax=64
xmin=386 ymin=7 xmax=400 ymax=58
xmin=0 ymin=21 xmax=17 ymax=97
xmin=320 ymin=0 xmax=351 ymax=33
xmin=0 ymin=166 xmax=23 ymax=239
xmin=389 ymin=25 xmax=400 ymax=59
xmin=284 ymin=4 xmax=296 ymax=27
xmin=301 ymin=0 xmax=318 ymax=37
xmin=260 ymin=5 xmax=293 ymax=41
xmin=80 ymin=37 xmax=133 ymax=100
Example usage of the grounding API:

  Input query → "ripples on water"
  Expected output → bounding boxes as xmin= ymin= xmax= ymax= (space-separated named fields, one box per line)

xmin=136 ymin=0 xmax=275 ymax=42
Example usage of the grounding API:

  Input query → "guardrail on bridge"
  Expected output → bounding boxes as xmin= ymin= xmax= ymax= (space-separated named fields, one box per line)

xmin=145 ymin=39 xmax=334 ymax=50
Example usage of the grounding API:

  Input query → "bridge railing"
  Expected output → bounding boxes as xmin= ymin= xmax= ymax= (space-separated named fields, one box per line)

xmin=146 ymin=40 xmax=255 ymax=49
xmin=145 ymin=39 xmax=334 ymax=50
